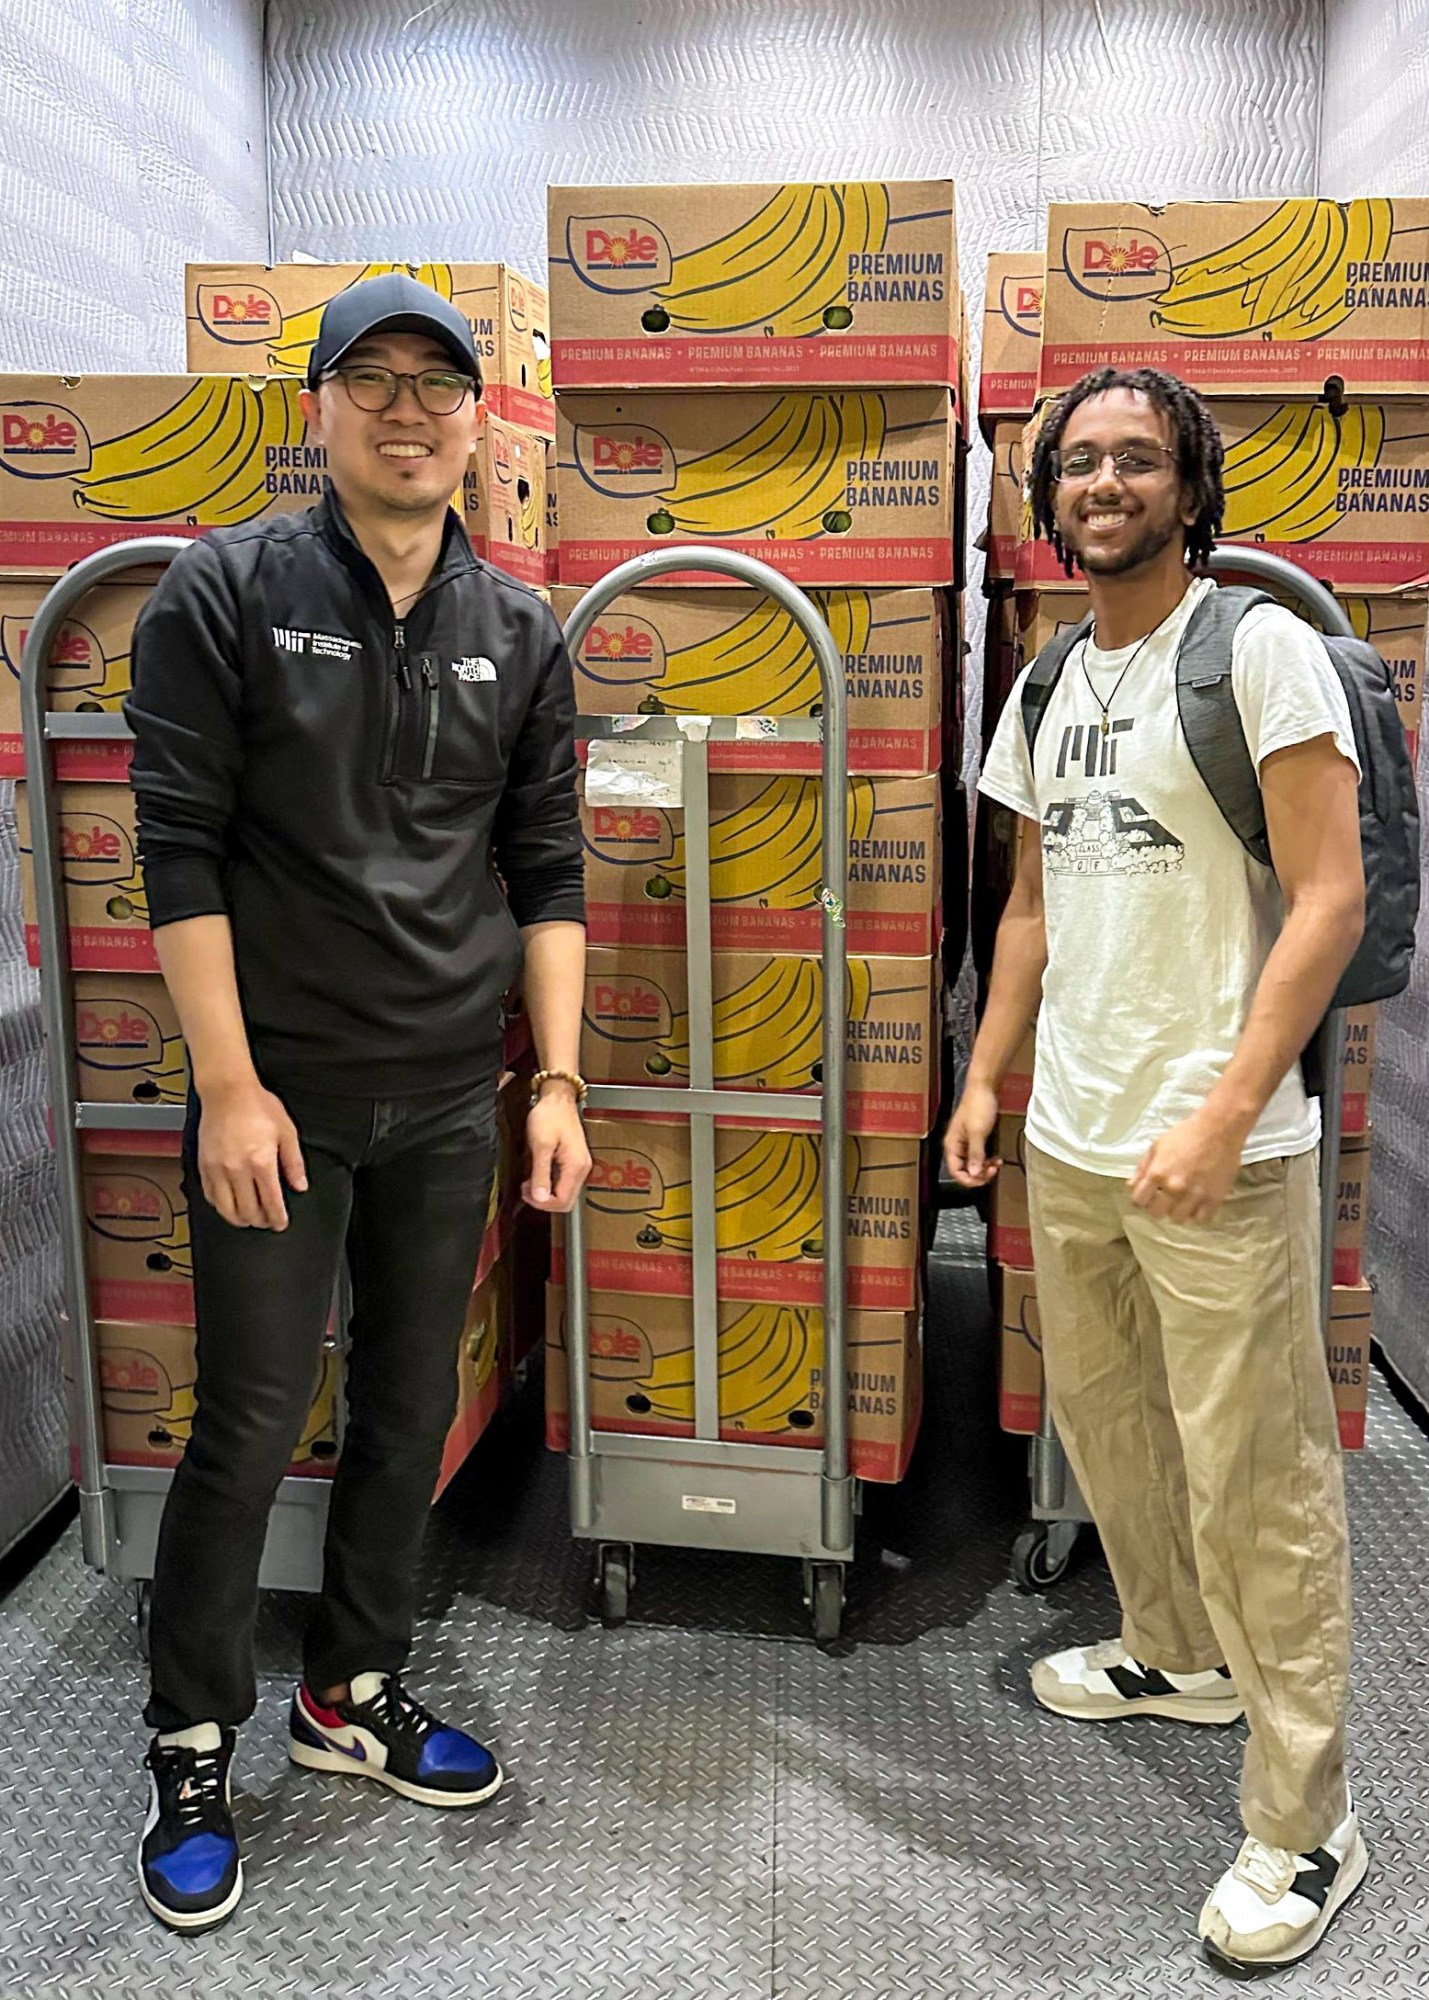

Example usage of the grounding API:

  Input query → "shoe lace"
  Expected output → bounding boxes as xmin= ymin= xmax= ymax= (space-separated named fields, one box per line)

xmin=1235 ymin=1835 xmax=1297 ymax=1900
xmin=145 ymin=1741 xmax=228 ymax=1835
xmin=364 ymin=1675 xmax=440 ymax=1743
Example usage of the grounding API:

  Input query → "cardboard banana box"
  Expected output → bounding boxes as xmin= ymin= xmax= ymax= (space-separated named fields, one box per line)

xmin=0 ymin=375 xmax=322 ymax=571
xmin=1017 ymin=586 xmax=1425 ymax=758
xmin=1016 ymin=401 xmax=1429 ymax=594
xmin=553 ymin=584 xmax=946 ymax=777
xmin=185 ymin=261 xmax=554 ymax=436
xmin=435 ymin=1260 xmax=510 ymax=1498
xmin=992 ymin=1263 xmax=1370 ymax=1451
xmin=1039 ymin=198 xmax=1429 ymax=398
xmin=16 ymin=780 xmax=155 ymax=971
xmin=582 ymin=946 xmax=940 ymax=1137
xmin=554 ymin=1114 xmax=925 ymax=1311
xmin=554 ymin=389 xmax=957 ymax=586
xmin=81 ymin=1128 xmax=191 ymax=1324
xmin=581 ymin=771 xmax=940 ymax=957
xmin=544 ymin=439 xmax=560 ymax=583
xmin=84 ymin=1319 xmax=337 ymax=1474
xmin=72 ymin=973 xmax=187 ymax=1108
xmin=979 ymin=254 xmax=1044 ymax=434
xmin=0 ymin=578 xmax=151 ymax=779
xmin=461 ymin=413 xmax=546 ymax=587
xmin=1335 ymin=1130 xmax=1371 ymax=1289
xmin=984 ymin=420 xmax=1027 ymax=582
xmin=547 ymin=181 xmax=958 ymax=392
xmin=543 ymin=1283 xmax=922 ymax=1484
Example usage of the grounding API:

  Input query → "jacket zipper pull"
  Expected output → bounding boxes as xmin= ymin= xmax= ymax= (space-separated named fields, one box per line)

xmin=420 ymin=656 xmax=441 ymax=779
xmin=394 ymin=623 xmax=411 ymax=688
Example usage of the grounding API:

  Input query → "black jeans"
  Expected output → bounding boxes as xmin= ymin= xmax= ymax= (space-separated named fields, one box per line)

xmin=144 ymin=1076 xmax=497 ymax=1732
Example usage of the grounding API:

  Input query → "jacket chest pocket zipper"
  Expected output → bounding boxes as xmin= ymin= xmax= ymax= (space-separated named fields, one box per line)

xmin=420 ymin=655 xmax=440 ymax=779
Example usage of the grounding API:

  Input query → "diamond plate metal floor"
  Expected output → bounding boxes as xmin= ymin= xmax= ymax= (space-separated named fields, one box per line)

xmin=3 ymin=1213 xmax=1428 ymax=1998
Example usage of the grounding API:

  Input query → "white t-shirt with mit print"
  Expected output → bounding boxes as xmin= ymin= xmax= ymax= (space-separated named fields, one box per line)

xmin=978 ymin=577 xmax=1360 ymax=1179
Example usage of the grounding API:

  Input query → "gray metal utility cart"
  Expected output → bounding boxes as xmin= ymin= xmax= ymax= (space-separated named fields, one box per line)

xmin=561 ymin=548 xmax=863 ymax=1643
xmin=21 ymin=538 xmax=343 ymax=1650
xmin=1011 ymin=544 xmax=1359 ymax=1591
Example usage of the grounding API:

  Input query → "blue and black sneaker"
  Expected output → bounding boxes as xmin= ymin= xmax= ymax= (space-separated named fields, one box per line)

xmin=138 ymin=1723 xmax=243 ymax=1933
xmin=288 ymin=1672 xmax=504 ymax=1807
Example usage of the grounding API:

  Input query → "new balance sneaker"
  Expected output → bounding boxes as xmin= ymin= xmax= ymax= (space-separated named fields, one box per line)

xmin=1031 ymin=1638 xmax=1245 ymax=1724
xmin=288 ymin=1673 xmax=504 ymax=1807
xmin=138 ymin=1722 xmax=243 ymax=1933
xmin=1199 ymin=1809 xmax=1368 ymax=1974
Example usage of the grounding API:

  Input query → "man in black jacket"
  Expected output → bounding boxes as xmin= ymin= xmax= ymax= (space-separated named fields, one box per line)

xmin=124 ymin=274 xmax=590 ymax=1933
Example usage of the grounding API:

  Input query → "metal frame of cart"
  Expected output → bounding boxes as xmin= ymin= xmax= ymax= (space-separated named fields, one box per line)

xmin=21 ymin=538 xmax=343 ymax=1644
xmin=561 ymin=548 xmax=860 ymax=1643
xmin=1011 ymin=545 xmax=1359 ymax=1591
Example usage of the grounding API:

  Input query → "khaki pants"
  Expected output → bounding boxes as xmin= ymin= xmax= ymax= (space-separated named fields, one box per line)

xmin=1026 ymin=1142 xmax=1351 ymax=1852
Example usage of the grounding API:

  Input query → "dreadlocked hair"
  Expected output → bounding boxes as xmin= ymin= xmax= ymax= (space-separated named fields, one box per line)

xmin=1028 ymin=367 xmax=1225 ymax=579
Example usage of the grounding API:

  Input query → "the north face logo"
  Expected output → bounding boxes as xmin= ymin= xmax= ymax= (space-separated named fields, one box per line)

xmin=452 ymin=656 xmax=497 ymax=682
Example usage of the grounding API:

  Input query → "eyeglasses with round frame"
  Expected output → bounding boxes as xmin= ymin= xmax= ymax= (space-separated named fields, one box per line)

xmin=325 ymin=364 xmax=476 ymax=416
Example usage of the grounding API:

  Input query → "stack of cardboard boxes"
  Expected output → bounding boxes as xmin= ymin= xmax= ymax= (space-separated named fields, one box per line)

xmin=542 ymin=180 xmax=967 ymax=1481
xmin=7 ymin=256 xmax=554 ymax=1493
xmin=979 ymin=198 xmax=1429 ymax=1453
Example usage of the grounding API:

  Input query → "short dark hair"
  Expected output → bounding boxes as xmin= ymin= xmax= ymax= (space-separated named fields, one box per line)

xmin=1027 ymin=366 xmax=1225 ymax=578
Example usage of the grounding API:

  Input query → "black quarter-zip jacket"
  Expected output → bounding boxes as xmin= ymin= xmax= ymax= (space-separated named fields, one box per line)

xmin=125 ymin=488 xmax=585 ymax=1096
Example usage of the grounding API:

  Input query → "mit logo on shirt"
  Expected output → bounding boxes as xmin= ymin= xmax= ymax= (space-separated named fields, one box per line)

xmin=1057 ymin=720 xmax=1133 ymax=780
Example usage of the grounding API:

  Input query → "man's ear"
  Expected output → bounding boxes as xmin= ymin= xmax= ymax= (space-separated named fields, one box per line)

xmin=299 ymin=385 xmax=322 ymax=440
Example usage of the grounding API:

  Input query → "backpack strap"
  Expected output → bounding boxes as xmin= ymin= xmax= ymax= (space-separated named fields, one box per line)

xmin=1174 ymin=584 xmax=1279 ymax=869
xmin=1020 ymin=611 xmax=1095 ymax=772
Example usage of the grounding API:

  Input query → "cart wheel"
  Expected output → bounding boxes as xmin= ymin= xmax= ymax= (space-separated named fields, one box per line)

xmin=134 ymin=1580 xmax=153 ymax=1659
xmin=597 ymin=1544 xmax=634 ymax=1625
xmin=808 ymin=1563 xmax=844 ymax=1644
xmin=1012 ymin=1520 xmax=1079 ymax=1593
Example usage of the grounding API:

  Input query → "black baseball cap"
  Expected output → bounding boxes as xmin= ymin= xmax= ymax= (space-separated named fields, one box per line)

xmin=307 ymin=272 xmax=483 ymax=392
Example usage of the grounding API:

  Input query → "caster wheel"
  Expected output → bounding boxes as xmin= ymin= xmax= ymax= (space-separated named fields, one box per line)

xmin=135 ymin=1580 xmax=153 ymax=1660
xmin=807 ymin=1563 xmax=844 ymax=1644
xmin=597 ymin=1544 xmax=634 ymax=1624
xmin=1011 ymin=1520 xmax=1078 ymax=1592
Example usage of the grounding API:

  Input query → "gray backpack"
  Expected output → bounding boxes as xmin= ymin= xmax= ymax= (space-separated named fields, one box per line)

xmin=1019 ymin=584 xmax=1419 ymax=1009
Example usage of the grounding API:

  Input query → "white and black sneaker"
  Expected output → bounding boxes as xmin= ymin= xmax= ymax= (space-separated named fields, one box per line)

xmin=138 ymin=1723 xmax=243 ymax=1933
xmin=1199 ymin=1809 xmax=1368 ymax=1975
xmin=288 ymin=1672 xmax=504 ymax=1807
xmin=1031 ymin=1638 xmax=1245 ymax=1724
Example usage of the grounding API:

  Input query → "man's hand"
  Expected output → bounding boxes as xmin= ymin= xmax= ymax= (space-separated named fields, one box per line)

xmin=943 ymin=1080 xmax=1003 ymax=1189
xmin=1128 ymin=1109 xmax=1248 ymax=1224
xmin=523 ymin=1088 xmax=591 ymax=1214
xmin=198 ymin=1080 xmax=307 ymax=1230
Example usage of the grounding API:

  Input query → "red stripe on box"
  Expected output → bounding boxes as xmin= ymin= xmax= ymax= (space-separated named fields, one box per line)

xmin=1040 ymin=339 xmax=1429 ymax=392
xmin=1338 ymin=1408 xmax=1366 ymax=1452
xmin=483 ymin=384 xmax=555 ymax=438
xmin=552 ymin=336 xmax=957 ymax=389
xmin=94 ymin=1277 xmax=195 ymax=1325
xmin=1000 ymin=1389 xmax=1041 ymax=1435
xmin=0 ymin=522 xmax=205 ymax=568
xmin=551 ymin=1244 xmax=916 ymax=1311
xmin=1017 ymin=536 xmax=1429 ymax=593
xmin=558 ymin=539 xmax=953 ymax=588
xmin=27 ymin=923 xmax=158 ymax=972
xmin=1332 ymin=1245 xmax=1363 ymax=1288
xmin=582 ymin=903 xmax=938 ymax=957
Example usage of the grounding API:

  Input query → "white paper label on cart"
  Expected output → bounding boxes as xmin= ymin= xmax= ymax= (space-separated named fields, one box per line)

xmin=584 ymin=739 xmax=683 ymax=808
xmin=681 ymin=1494 xmax=737 ymax=1516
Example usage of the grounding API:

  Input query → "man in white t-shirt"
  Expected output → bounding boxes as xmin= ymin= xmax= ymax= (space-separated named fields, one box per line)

xmin=947 ymin=367 xmax=1367 ymax=1976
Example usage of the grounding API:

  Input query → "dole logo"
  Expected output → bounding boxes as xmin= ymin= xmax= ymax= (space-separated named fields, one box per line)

xmin=576 ymin=423 xmax=674 ymax=500
xmin=100 ymin=1345 xmax=170 ymax=1411
xmin=1064 ymin=225 xmax=1173 ymax=302
xmin=0 ymin=402 xmax=93 ymax=478
xmin=196 ymin=281 xmax=282 ymax=345
xmin=589 ymin=1314 xmax=653 ymax=1377
xmin=507 ymin=278 xmax=529 ymax=334
xmin=76 ymin=1003 xmax=164 ymax=1068
xmin=587 ymin=623 xmax=654 ymax=661
xmin=62 ymin=820 xmax=122 ymax=863
xmin=0 ymin=614 xmax=102 ymax=690
xmin=88 ymin=1173 xmax=173 ymax=1241
xmin=566 ymin=212 xmax=673 ymax=294
xmin=590 ymin=1155 xmax=654 ymax=1193
xmin=61 ymin=816 xmax=134 ymax=888
xmin=999 ymin=272 xmax=1044 ymax=338
xmin=491 ymin=428 xmax=513 ymax=484
xmin=593 ymin=804 xmax=661 ymax=843
xmin=593 ymin=980 xmax=662 ymax=1022
xmin=580 ymin=615 xmax=665 ymax=686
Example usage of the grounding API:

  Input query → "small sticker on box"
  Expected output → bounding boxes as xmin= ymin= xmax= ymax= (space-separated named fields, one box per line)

xmin=681 ymin=1493 xmax=737 ymax=1516
xmin=584 ymin=739 xmax=684 ymax=808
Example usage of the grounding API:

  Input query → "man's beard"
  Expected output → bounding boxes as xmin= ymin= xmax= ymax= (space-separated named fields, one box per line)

xmin=1065 ymin=510 xmax=1183 ymax=577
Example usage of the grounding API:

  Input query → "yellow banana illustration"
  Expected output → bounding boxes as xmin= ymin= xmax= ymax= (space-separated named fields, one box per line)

xmin=466 ymin=1294 xmax=500 ymax=1394
xmin=1221 ymin=403 xmax=1385 ymax=542
xmin=649 ymin=590 xmax=871 ymax=716
xmin=520 ymin=476 xmax=541 ymax=550
xmin=143 ymin=1352 xmax=335 ymax=1458
xmin=647 ymin=1131 xmax=860 ymax=1263
xmin=658 ymin=957 xmax=875 ymax=1090
xmin=265 ymin=263 xmax=457 ymax=374
xmin=636 ymin=1303 xmax=820 ymax=1431
xmin=656 ymin=394 xmax=886 ymax=540
xmin=532 ymin=329 xmax=553 ymax=402
xmin=654 ymin=776 xmax=877 ymax=910
xmin=656 ymin=183 xmax=890 ymax=336
xmin=73 ymin=379 xmax=306 ymax=526
xmin=1152 ymin=199 xmax=1394 ymax=342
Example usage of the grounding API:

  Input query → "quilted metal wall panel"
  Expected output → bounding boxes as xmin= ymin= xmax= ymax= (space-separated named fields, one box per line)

xmin=1323 ymin=0 xmax=1429 ymax=1411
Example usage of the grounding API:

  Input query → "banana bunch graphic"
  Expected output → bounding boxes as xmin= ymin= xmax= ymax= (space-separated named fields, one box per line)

xmin=533 ymin=329 xmax=553 ymax=402
xmin=652 ymin=183 xmax=890 ymax=337
xmin=1221 ymin=403 xmax=1384 ymax=543
xmin=1152 ymin=199 xmax=1394 ymax=342
xmin=651 ymin=775 xmax=877 ymax=910
xmin=656 ymin=956 xmax=874 ymax=1090
xmin=466 ymin=1294 xmax=501 ymax=1394
xmin=141 ymin=1352 xmax=335 ymax=1459
xmin=520 ymin=476 xmax=542 ymax=550
xmin=636 ymin=1303 xmax=820 ymax=1431
xmin=652 ymin=393 xmax=885 ymax=540
xmin=266 ymin=263 xmax=457 ymax=374
xmin=73 ymin=378 xmax=305 ymax=526
xmin=645 ymin=1130 xmax=860 ymax=1263
xmin=647 ymin=591 xmax=870 ymax=716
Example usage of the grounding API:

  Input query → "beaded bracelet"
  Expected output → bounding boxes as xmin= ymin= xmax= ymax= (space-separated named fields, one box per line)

xmin=529 ymin=1068 xmax=588 ymax=1106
